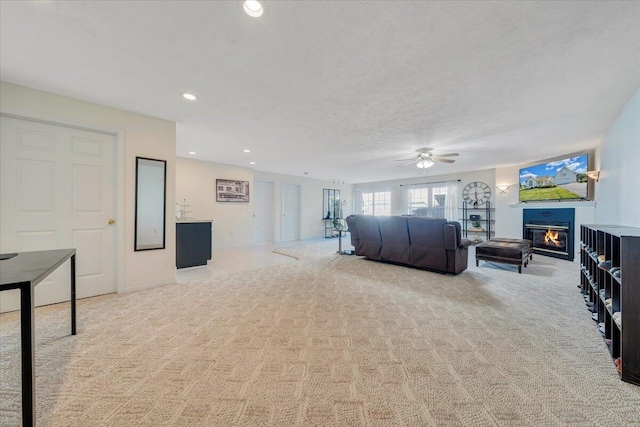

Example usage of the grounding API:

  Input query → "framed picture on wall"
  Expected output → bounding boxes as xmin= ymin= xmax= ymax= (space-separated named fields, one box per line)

xmin=216 ymin=179 xmax=250 ymax=202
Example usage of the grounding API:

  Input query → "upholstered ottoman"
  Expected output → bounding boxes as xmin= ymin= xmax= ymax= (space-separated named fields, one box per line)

xmin=489 ymin=238 xmax=533 ymax=256
xmin=475 ymin=238 xmax=533 ymax=273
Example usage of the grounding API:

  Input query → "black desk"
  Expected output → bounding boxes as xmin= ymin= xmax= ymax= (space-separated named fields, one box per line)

xmin=0 ymin=249 xmax=77 ymax=426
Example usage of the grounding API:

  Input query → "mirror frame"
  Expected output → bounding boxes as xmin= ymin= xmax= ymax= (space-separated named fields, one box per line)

xmin=134 ymin=157 xmax=167 ymax=251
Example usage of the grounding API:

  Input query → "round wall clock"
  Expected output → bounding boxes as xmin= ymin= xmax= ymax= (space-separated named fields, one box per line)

xmin=462 ymin=181 xmax=491 ymax=206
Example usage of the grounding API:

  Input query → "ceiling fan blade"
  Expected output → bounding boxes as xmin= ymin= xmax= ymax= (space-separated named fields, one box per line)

xmin=432 ymin=157 xmax=455 ymax=163
xmin=435 ymin=153 xmax=459 ymax=157
xmin=396 ymin=160 xmax=417 ymax=167
xmin=394 ymin=158 xmax=417 ymax=162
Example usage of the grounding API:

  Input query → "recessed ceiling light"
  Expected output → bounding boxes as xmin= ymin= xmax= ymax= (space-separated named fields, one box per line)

xmin=243 ymin=0 xmax=263 ymax=18
xmin=189 ymin=151 xmax=196 ymax=155
xmin=243 ymin=149 xmax=251 ymax=153
xmin=183 ymin=93 xmax=197 ymax=101
xmin=250 ymin=162 xmax=256 ymax=165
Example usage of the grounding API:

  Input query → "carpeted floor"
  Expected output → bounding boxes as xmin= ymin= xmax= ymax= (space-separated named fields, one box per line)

xmin=1 ymin=240 xmax=639 ymax=426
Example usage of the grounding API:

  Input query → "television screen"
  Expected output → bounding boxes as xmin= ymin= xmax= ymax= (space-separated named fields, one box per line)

xmin=519 ymin=154 xmax=589 ymax=202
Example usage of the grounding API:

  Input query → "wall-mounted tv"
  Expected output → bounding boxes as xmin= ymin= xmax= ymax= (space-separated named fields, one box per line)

xmin=519 ymin=154 xmax=589 ymax=202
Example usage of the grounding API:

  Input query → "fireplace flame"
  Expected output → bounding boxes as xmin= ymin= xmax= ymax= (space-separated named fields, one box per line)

xmin=544 ymin=228 xmax=562 ymax=246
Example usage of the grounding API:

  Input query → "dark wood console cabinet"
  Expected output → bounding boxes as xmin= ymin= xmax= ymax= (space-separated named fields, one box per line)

xmin=176 ymin=221 xmax=212 ymax=269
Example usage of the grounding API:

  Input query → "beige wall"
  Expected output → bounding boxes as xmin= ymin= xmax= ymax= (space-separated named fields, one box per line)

xmin=0 ymin=81 xmax=177 ymax=292
xmin=176 ymin=157 xmax=255 ymax=249
xmin=254 ymin=170 xmax=354 ymax=242
xmin=175 ymin=157 xmax=354 ymax=248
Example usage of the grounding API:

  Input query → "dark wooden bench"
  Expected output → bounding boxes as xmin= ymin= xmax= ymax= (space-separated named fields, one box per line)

xmin=475 ymin=238 xmax=533 ymax=273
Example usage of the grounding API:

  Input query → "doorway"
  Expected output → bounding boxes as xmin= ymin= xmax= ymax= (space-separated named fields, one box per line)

xmin=253 ymin=180 xmax=274 ymax=244
xmin=0 ymin=116 xmax=118 ymax=312
xmin=281 ymin=183 xmax=300 ymax=242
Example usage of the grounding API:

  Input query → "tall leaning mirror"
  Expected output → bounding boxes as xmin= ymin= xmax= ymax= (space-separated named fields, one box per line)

xmin=135 ymin=157 xmax=167 ymax=251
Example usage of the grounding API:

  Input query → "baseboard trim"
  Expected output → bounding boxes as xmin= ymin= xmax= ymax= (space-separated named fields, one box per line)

xmin=123 ymin=280 xmax=177 ymax=294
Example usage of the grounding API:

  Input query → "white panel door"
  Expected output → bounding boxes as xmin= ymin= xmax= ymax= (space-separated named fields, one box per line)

xmin=253 ymin=181 xmax=274 ymax=244
xmin=281 ymin=183 xmax=300 ymax=242
xmin=0 ymin=116 xmax=117 ymax=312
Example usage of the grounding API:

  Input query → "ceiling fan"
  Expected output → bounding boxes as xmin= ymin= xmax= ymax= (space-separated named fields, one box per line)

xmin=395 ymin=147 xmax=459 ymax=169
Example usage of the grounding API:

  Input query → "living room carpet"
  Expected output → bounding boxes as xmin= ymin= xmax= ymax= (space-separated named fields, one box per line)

xmin=1 ymin=240 xmax=639 ymax=426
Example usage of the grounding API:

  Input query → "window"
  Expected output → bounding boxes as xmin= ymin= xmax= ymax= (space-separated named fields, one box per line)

xmin=361 ymin=191 xmax=391 ymax=216
xmin=408 ymin=185 xmax=447 ymax=218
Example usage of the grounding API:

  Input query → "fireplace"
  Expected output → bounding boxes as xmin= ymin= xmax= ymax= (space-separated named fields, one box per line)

xmin=523 ymin=208 xmax=574 ymax=261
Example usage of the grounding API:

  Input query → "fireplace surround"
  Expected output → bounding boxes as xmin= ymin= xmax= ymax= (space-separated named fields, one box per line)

xmin=523 ymin=208 xmax=575 ymax=261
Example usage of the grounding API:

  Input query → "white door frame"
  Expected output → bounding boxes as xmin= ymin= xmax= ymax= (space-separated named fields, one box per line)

xmin=0 ymin=110 xmax=126 ymax=294
xmin=253 ymin=180 xmax=275 ymax=245
xmin=281 ymin=182 xmax=301 ymax=242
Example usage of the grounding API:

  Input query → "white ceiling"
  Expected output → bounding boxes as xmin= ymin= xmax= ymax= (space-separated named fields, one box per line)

xmin=1 ymin=1 xmax=639 ymax=183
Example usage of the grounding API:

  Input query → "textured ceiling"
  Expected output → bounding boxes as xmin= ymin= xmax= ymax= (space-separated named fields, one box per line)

xmin=1 ymin=1 xmax=639 ymax=183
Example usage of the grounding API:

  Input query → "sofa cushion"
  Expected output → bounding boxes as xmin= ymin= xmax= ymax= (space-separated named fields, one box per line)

xmin=407 ymin=217 xmax=448 ymax=271
xmin=378 ymin=216 xmax=411 ymax=264
xmin=476 ymin=240 xmax=530 ymax=260
xmin=352 ymin=215 xmax=383 ymax=261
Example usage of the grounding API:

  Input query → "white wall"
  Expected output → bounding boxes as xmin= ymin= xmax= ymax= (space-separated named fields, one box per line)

xmin=493 ymin=86 xmax=640 ymax=254
xmin=594 ymin=86 xmax=640 ymax=227
xmin=494 ymin=165 xmax=522 ymax=237
xmin=0 ymin=81 xmax=177 ymax=292
xmin=175 ymin=158 xmax=354 ymax=249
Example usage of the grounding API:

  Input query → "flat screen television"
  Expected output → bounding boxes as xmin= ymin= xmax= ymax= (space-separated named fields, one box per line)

xmin=519 ymin=154 xmax=589 ymax=202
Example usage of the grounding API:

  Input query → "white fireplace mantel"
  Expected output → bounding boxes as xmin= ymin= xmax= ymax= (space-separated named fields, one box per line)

xmin=509 ymin=201 xmax=597 ymax=208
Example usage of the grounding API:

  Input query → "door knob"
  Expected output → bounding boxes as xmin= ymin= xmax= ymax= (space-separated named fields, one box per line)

xmin=108 ymin=219 xmax=116 ymax=225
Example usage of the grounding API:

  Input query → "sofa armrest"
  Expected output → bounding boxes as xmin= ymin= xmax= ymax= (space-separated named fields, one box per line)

xmin=444 ymin=224 xmax=458 ymax=251
xmin=459 ymin=238 xmax=472 ymax=249
xmin=445 ymin=224 xmax=473 ymax=251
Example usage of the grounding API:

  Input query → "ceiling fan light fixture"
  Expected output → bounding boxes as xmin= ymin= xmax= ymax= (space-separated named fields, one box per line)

xmin=243 ymin=0 xmax=264 ymax=17
xmin=416 ymin=159 xmax=434 ymax=169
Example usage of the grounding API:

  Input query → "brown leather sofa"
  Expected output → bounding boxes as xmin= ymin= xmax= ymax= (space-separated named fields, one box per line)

xmin=345 ymin=215 xmax=472 ymax=274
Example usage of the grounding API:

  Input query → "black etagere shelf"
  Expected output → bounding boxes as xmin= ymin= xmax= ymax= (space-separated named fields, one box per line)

xmin=460 ymin=201 xmax=494 ymax=243
xmin=322 ymin=188 xmax=341 ymax=238
xmin=580 ymin=224 xmax=640 ymax=386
